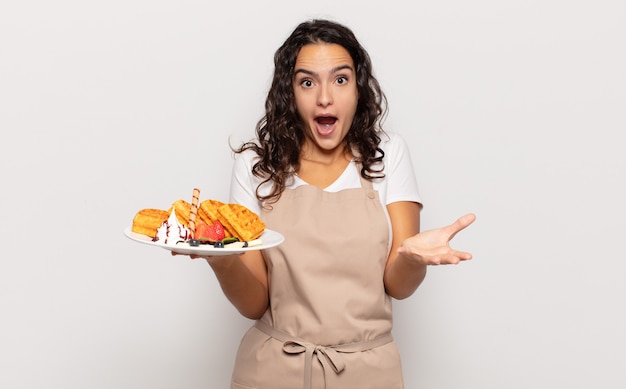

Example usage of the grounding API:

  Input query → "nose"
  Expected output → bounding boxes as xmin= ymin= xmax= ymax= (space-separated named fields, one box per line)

xmin=317 ymin=84 xmax=333 ymax=107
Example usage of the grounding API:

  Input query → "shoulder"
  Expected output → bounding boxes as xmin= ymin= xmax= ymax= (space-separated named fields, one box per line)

xmin=374 ymin=131 xmax=413 ymax=171
xmin=233 ymin=148 xmax=259 ymax=170
xmin=379 ymin=131 xmax=410 ymax=156
xmin=230 ymin=149 xmax=263 ymax=211
xmin=230 ymin=149 xmax=277 ymax=213
xmin=374 ymin=131 xmax=422 ymax=205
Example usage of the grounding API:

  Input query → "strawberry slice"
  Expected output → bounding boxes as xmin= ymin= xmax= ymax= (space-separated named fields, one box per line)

xmin=212 ymin=221 xmax=225 ymax=241
xmin=194 ymin=221 xmax=211 ymax=240
xmin=195 ymin=220 xmax=225 ymax=242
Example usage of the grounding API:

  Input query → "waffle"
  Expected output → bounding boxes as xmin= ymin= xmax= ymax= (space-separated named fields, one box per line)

xmin=131 ymin=208 xmax=169 ymax=238
xmin=131 ymin=198 xmax=264 ymax=242
xmin=167 ymin=199 xmax=191 ymax=226
xmin=198 ymin=199 xmax=225 ymax=225
xmin=198 ymin=199 xmax=233 ymax=238
xmin=217 ymin=203 xmax=265 ymax=242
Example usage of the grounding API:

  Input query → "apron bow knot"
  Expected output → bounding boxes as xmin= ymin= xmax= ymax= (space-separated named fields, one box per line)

xmin=256 ymin=320 xmax=393 ymax=389
xmin=283 ymin=340 xmax=346 ymax=389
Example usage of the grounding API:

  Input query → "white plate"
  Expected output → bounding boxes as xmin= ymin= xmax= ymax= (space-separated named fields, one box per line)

xmin=124 ymin=227 xmax=284 ymax=256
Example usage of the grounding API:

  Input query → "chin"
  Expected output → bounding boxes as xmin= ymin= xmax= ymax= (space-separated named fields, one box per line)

xmin=315 ymin=137 xmax=343 ymax=151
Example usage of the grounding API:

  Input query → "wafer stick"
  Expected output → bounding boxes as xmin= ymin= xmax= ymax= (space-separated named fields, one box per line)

xmin=189 ymin=188 xmax=200 ymax=237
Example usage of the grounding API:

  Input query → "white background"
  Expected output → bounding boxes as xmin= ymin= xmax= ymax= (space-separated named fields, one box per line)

xmin=1 ymin=1 xmax=625 ymax=388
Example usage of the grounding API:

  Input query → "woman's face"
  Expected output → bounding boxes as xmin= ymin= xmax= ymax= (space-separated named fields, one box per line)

xmin=293 ymin=43 xmax=358 ymax=157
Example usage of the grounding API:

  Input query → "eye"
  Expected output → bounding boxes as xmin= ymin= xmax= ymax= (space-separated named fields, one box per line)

xmin=300 ymin=79 xmax=313 ymax=88
xmin=336 ymin=76 xmax=348 ymax=85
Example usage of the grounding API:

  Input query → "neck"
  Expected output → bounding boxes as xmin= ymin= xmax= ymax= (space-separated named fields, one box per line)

xmin=300 ymin=145 xmax=352 ymax=166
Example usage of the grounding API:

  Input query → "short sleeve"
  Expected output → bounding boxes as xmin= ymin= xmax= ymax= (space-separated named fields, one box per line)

xmin=381 ymin=133 xmax=422 ymax=206
xmin=228 ymin=150 xmax=264 ymax=215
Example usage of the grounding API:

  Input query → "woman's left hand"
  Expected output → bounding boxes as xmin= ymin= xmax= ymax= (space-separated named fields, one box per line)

xmin=397 ymin=213 xmax=476 ymax=265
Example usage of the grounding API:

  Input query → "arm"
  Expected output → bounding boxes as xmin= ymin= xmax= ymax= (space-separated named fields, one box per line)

xmin=196 ymin=250 xmax=269 ymax=319
xmin=383 ymin=201 xmax=476 ymax=300
xmin=199 ymin=149 xmax=268 ymax=319
xmin=383 ymin=201 xmax=426 ymax=299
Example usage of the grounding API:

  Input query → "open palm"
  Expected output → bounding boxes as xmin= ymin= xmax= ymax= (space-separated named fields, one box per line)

xmin=397 ymin=213 xmax=476 ymax=265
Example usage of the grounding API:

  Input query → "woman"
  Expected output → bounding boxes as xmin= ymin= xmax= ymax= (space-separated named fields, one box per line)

xmin=203 ymin=19 xmax=475 ymax=389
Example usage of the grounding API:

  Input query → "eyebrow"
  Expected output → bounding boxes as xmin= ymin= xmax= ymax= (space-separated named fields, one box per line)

xmin=293 ymin=64 xmax=354 ymax=77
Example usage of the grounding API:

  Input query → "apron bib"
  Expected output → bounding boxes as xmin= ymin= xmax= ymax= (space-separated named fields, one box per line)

xmin=231 ymin=165 xmax=404 ymax=389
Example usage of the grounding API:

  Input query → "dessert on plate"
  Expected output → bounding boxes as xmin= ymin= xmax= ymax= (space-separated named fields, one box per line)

xmin=131 ymin=188 xmax=265 ymax=249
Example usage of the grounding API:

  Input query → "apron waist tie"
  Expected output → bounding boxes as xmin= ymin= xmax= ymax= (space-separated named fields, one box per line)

xmin=254 ymin=320 xmax=393 ymax=389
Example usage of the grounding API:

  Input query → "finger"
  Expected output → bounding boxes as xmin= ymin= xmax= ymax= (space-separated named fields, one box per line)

xmin=190 ymin=254 xmax=211 ymax=260
xmin=448 ymin=213 xmax=476 ymax=240
xmin=190 ymin=254 xmax=216 ymax=260
xmin=454 ymin=213 xmax=476 ymax=229
xmin=435 ymin=251 xmax=472 ymax=265
xmin=452 ymin=250 xmax=473 ymax=261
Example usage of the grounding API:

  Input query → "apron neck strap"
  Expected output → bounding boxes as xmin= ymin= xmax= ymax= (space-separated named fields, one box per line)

xmin=354 ymin=161 xmax=374 ymax=190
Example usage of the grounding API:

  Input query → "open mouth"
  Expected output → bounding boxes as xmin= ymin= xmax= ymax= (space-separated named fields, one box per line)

xmin=315 ymin=115 xmax=338 ymax=135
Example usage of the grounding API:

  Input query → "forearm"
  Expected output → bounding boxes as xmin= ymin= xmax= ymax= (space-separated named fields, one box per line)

xmin=206 ymin=255 xmax=268 ymax=319
xmin=384 ymin=201 xmax=424 ymax=299
xmin=383 ymin=253 xmax=427 ymax=300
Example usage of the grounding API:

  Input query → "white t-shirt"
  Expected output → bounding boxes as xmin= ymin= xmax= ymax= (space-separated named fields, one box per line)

xmin=229 ymin=131 xmax=422 ymax=215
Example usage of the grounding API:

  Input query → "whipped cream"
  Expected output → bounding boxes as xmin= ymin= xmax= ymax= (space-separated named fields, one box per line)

xmin=153 ymin=209 xmax=191 ymax=244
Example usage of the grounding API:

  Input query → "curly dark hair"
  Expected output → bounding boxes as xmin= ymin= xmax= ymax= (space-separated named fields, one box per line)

xmin=235 ymin=19 xmax=388 ymax=205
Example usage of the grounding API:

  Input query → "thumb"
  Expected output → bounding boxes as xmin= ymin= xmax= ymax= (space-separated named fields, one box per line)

xmin=448 ymin=213 xmax=476 ymax=240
